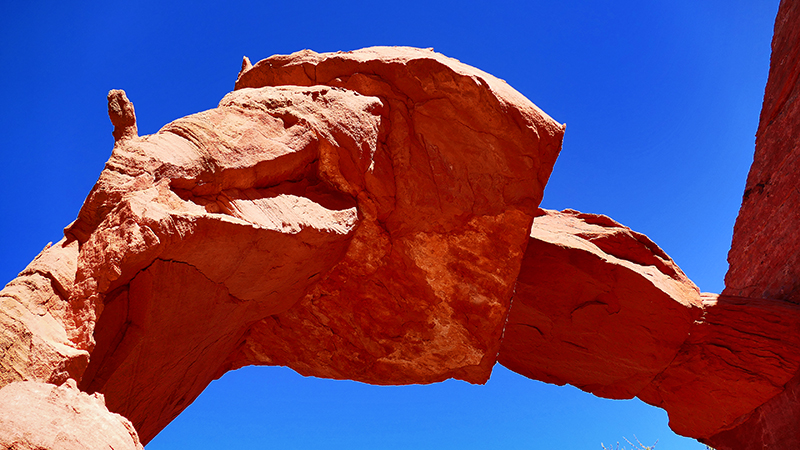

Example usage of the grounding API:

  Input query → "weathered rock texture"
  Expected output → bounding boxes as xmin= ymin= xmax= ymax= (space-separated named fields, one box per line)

xmin=222 ymin=48 xmax=563 ymax=387
xmin=72 ymin=83 xmax=377 ymax=443
xmin=3 ymin=14 xmax=800 ymax=446
xmin=646 ymin=293 xmax=800 ymax=441
xmin=498 ymin=209 xmax=704 ymax=401
xmin=702 ymin=0 xmax=800 ymax=448
xmin=724 ymin=0 xmax=800 ymax=303
xmin=0 ymin=379 xmax=143 ymax=450
xmin=0 ymin=46 xmax=564 ymax=445
xmin=495 ymin=210 xmax=800 ymax=441
xmin=107 ymin=89 xmax=138 ymax=142
xmin=0 ymin=239 xmax=87 ymax=387
xmin=493 ymin=2 xmax=800 ymax=446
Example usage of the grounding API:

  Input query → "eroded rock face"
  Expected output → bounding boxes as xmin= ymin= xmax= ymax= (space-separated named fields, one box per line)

xmin=498 ymin=209 xmax=800 ymax=444
xmin=0 ymin=46 xmax=563 ymax=444
xmin=707 ymin=370 xmax=800 ymax=450
xmin=224 ymin=47 xmax=565 ymax=386
xmin=704 ymin=0 xmax=800 ymax=448
xmin=70 ymin=84 xmax=377 ymax=443
xmin=0 ymin=239 xmax=87 ymax=388
xmin=0 ymin=379 xmax=143 ymax=450
xmin=641 ymin=293 xmax=800 ymax=440
xmin=498 ymin=209 xmax=703 ymax=401
xmin=2 ymin=29 xmax=800 ymax=449
xmin=724 ymin=0 xmax=800 ymax=304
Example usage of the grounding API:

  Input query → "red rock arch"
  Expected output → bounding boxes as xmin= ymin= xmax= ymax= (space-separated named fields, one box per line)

xmin=3 ymin=14 xmax=800 ymax=448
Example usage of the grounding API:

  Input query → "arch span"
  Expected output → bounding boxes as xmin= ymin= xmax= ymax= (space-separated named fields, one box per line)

xmin=2 ymin=32 xmax=800 ymax=450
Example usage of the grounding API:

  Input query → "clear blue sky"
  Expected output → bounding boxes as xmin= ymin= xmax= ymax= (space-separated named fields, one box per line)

xmin=0 ymin=1 xmax=779 ymax=448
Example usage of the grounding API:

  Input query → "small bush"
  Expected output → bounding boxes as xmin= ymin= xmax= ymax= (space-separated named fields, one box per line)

xmin=600 ymin=437 xmax=716 ymax=450
xmin=601 ymin=436 xmax=657 ymax=450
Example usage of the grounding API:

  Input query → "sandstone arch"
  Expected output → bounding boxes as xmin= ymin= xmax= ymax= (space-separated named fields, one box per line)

xmin=2 ymin=4 xmax=800 ymax=447
xmin=3 ymin=46 xmax=566 ymax=446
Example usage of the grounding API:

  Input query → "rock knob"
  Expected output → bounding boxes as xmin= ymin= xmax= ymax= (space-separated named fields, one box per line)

xmin=239 ymin=55 xmax=253 ymax=78
xmin=107 ymin=89 xmax=137 ymax=142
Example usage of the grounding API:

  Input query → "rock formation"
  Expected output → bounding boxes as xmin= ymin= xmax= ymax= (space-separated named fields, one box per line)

xmin=0 ymin=239 xmax=87 ymax=387
xmin=0 ymin=379 xmax=143 ymax=450
xmin=107 ymin=89 xmax=138 ymax=142
xmin=724 ymin=0 xmax=800 ymax=304
xmin=702 ymin=0 xmax=800 ymax=448
xmin=220 ymin=47 xmax=563 ymax=388
xmin=496 ymin=209 xmax=800 ymax=443
xmin=645 ymin=293 xmax=800 ymax=444
xmin=2 ymin=1 xmax=800 ymax=446
xmin=0 ymin=46 xmax=565 ymax=444
xmin=498 ymin=208 xmax=704 ymax=401
xmin=493 ymin=3 xmax=800 ymax=445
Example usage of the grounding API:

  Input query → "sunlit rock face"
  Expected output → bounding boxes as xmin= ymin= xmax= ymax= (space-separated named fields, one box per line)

xmin=68 ymin=82 xmax=381 ymax=443
xmin=221 ymin=47 xmax=564 ymax=388
xmin=703 ymin=0 xmax=800 ymax=449
xmin=0 ymin=239 xmax=86 ymax=388
xmin=3 ymin=15 xmax=800 ymax=447
xmin=724 ymin=0 xmax=800 ymax=305
xmin=498 ymin=208 xmax=704 ymax=402
xmin=0 ymin=46 xmax=565 ymax=445
xmin=496 ymin=208 xmax=800 ymax=445
xmin=0 ymin=379 xmax=143 ymax=450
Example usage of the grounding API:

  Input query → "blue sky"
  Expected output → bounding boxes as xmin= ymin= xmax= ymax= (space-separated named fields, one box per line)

xmin=0 ymin=1 xmax=779 ymax=448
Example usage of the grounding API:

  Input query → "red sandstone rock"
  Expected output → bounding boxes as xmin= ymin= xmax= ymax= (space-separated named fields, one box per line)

xmin=724 ymin=0 xmax=800 ymax=303
xmin=70 ymin=84 xmax=383 ymax=443
xmin=704 ymin=0 xmax=800 ymax=448
xmin=498 ymin=209 xmax=800 ymax=443
xmin=706 ymin=370 xmax=800 ymax=450
xmin=0 ymin=379 xmax=143 ymax=450
xmin=5 ymin=35 xmax=799 ymax=450
xmin=639 ymin=293 xmax=800 ymax=440
xmin=0 ymin=46 xmax=563 ymax=443
xmin=107 ymin=89 xmax=138 ymax=142
xmin=0 ymin=238 xmax=87 ymax=388
xmin=498 ymin=209 xmax=703 ymax=400
xmin=211 ymin=47 xmax=564 ymax=387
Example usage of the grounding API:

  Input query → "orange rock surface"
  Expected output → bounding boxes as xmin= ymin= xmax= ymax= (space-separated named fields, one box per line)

xmin=642 ymin=293 xmax=800 ymax=441
xmin=703 ymin=0 xmax=800 ymax=448
xmin=498 ymin=209 xmax=800 ymax=444
xmin=0 ymin=379 xmax=143 ymax=450
xmin=0 ymin=239 xmax=87 ymax=387
xmin=498 ymin=209 xmax=703 ymax=401
xmin=495 ymin=1 xmax=800 ymax=445
xmin=724 ymin=0 xmax=800 ymax=304
xmin=0 ymin=46 xmax=564 ymax=444
xmin=73 ymin=83 xmax=376 ymax=443
xmin=2 ymin=24 xmax=800 ymax=447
